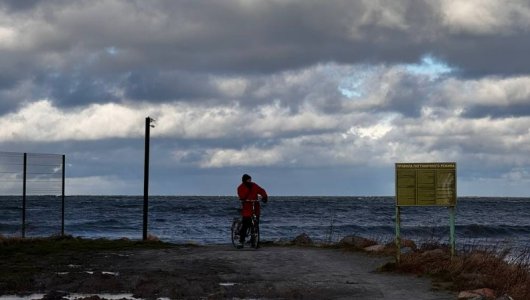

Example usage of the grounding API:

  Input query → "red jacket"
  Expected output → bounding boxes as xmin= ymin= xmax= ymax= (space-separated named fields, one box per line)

xmin=237 ymin=182 xmax=268 ymax=217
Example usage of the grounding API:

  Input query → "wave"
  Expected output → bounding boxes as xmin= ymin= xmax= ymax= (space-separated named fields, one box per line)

xmin=1 ymin=196 xmax=530 ymax=248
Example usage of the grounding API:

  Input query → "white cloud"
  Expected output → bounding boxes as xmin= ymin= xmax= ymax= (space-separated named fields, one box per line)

xmin=0 ymin=26 xmax=16 ymax=49
xmin=0 ymin=98 xmax=339 ymax=142
xmin=3 ymin=62 xmax=530 ymax=174
xmin=441 ymin=76 xmax=530 ymax=107
xmin=0 ymin=100 xmax=144 ymax=141
xmin=200 ymin=146 xmax=283 ymax=168
xmin=214 ymin=77 xmax=249 ymax=98
xmin=347 ymin=123 xmax=393 ymax=140
xmin=359 ymin=0 xmax=409 ymax=30
xmin=440 ymin=0 xmax=530 ymax=34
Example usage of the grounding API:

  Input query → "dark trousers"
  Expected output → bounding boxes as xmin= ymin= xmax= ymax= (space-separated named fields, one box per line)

xmin=239 ymin=217 xmax=259 ymax=243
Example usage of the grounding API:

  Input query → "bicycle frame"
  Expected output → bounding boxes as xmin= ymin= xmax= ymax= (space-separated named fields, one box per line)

xmin=231 ymin=200 xmax=260 ymax=249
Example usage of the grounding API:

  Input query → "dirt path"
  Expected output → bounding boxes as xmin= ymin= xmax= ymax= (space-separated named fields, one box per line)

xmin=183 ymin=245 xmax=454 ymax=299
xmin=209 ymin=246 xmax=454 ymax=299
xmin=21 ymin=244 xmax=455 ymax=299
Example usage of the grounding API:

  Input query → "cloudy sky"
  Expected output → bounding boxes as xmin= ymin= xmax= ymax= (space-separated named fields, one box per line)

xmin=1 ymin=0 xmax=530 ymax=196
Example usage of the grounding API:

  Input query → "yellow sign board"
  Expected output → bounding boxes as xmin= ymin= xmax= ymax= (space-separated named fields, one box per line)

xmin=395 ymin=162 xmax=456 ymax=206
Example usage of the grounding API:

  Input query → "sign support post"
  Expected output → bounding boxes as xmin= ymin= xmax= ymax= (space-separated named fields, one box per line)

xmin=449 ymin=206 xmax=456 ymax=257
xmin=395 ymin=206 xmax=401 ymax=263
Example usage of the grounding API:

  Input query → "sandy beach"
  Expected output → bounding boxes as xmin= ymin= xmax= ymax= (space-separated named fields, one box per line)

xmin=0 ymin=242 xmax=455 ymax=299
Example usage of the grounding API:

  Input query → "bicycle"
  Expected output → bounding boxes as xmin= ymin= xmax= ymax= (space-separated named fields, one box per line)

xmin=231 ymin=200 xmax=260 ymax=249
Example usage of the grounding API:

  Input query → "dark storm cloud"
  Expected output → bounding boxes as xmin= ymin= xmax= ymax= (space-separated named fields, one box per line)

xmin=114 ymin=0 xmax=528 ymax=76
xmin=2 ymin=0 xmax=530 ymax=196
xmin=0 ymin=100 xmax=15 ymax=115
xmin=0 ymin=72 xmax=18 ymax=90
xmin=1 ymin=0 xmax=529 ymax=111
xmin=33 ymin=72 xmax=119 ymax=107
xmin=380 ymin=74 xmax=436 ymax=117
xmin=463 ymin=103 xmax=530 ymax=119
xmin=124 ymin=0 xmax=432 ymax=73
xmin=124 ymin=71 xmax=220 ymax=102
xmin=0 ymin=93 xmax=21 ymax=115
xmin=0 ymin=0 xmax=47 ymax=12
xmin=435 ymin=34 xmax=530 ymax=78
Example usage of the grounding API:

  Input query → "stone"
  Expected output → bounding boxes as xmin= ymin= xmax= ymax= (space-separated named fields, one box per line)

xmin=364 ymin=244 xmax=385 ymax=252
xmin=292 ymin=233 xmax=312 ymax=245
xmin=472 ymin=288 xmax=496 ymax=299
xmin=146 ymin=234 xmax=160 ymax=242
xmin=338 ymin=235 xmax=377 ymax=249
xmin=401 ymin=247 xmax=413 ymax=254
xmin=457 ymin=288 xmax=496 ymax=300
xmin=384 ymin=239 xmax=417 ymax=250
xmin=420 ymin=248 xmax=445 ymax=258
xmin=457 ymin=291 xmax=483 ymax=299
xmin=400 ymin=239 xmax=417 ymax=250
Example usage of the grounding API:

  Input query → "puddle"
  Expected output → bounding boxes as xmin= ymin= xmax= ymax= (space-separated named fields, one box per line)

xmin=219 ymin=282 xmax=237 ymax=286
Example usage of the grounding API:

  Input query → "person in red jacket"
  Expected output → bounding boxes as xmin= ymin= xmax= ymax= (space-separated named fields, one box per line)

xmin=237 ymin=173 xmax=268 ymax=248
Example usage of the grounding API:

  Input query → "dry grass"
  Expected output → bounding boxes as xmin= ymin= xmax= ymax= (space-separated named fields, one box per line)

xmin=386 ymin=241 xmax=530 ymax=300
xmin=0 ymin=234 xmax=172 ymax=293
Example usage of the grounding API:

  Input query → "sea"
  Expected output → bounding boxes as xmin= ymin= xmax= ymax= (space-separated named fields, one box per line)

xmin=1 ymin=196 xmax=529 ymax=253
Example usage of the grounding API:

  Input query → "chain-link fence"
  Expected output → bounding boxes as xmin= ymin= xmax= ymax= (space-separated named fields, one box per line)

xmin=0 ymin=151 xmax=65 ymax=237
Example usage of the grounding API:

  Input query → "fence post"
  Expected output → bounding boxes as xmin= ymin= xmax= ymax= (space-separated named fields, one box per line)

xmin=22 ymin=153 xmax=27 ymax=238
xmin=61 ymin=155 xmax=66 ymax=236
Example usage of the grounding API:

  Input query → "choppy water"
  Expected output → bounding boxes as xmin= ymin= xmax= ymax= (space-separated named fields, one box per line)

xmin=1 ymin=196 xmax=529 ymax=251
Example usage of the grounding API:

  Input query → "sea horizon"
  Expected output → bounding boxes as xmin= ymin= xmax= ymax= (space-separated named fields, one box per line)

xmin=4 ymin=194 xmax=530 ymax=199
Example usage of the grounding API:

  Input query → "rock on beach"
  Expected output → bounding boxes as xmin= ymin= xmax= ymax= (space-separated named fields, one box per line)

xmin=291 ymin=233 xmax=313 ymax=245
xmin=339 ymin=235 xmax=377 ymax=249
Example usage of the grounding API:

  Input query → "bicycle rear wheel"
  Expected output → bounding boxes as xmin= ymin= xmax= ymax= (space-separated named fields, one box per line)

xmin=231 ymin=218 xmax=241 ymax=248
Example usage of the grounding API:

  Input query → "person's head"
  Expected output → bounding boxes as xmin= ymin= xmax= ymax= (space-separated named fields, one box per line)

xmin=242 ymin=174 xmax=252 ymax=183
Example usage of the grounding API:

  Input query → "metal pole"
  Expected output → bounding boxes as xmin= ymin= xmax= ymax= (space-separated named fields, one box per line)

xmin=143 ymin=117 xmax=151 ymax=241
xmin=395 ymin=205 xmax=401 ymax=263
xmin=22 ymin=153 xmax=27 ymax=238
xmin=61 ymin=155 xmax=66 ymax=236
xmin=449 ymin=206 xmax=456 ymax=258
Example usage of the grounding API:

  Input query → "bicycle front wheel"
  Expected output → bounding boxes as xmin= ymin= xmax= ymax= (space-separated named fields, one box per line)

xmin=231 ymin=218 xmax=241 ymax=248
xmin=250 ymin=223 xmax=260 ymax=249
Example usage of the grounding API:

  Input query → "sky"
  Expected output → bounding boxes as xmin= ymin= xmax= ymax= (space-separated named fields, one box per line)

xmin=1 ymin=0 xmax=530 ymax=196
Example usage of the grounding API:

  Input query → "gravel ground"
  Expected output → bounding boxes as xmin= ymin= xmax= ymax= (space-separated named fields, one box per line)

xmin=1 ymin=244 xmax=456 ymax=299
